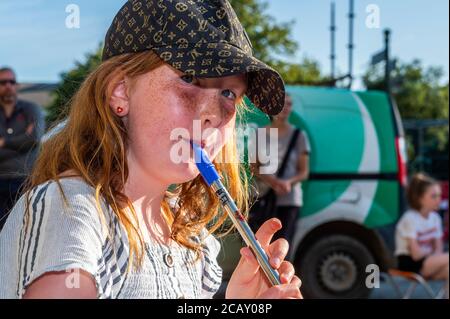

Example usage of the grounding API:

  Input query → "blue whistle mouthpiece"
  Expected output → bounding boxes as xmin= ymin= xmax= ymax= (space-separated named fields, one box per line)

xmin=191 ymin=141 xmax=220 ymax=186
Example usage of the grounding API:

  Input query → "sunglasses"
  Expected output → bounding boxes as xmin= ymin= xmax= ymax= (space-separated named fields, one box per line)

xmin=0 ymin=79 xmax=17 ymax=86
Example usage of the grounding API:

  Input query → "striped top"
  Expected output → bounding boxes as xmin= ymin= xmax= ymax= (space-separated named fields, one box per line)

xmin=0 ymin=178 xmax=223 ymax=299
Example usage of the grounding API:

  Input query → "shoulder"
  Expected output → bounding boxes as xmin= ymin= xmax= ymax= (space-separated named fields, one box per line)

xmin=402 ymin=210 xmax=418 ymax=218
xmin=296 ymin=129 xmax=311 ymax=152
xmin=7 ymin=178 xmax=108 ymax=297
xmin=299 ymin=129 xmax=309 ymax=140
xmin=24 ymin=178 xmax=107 ymax=235
xmin=30 ymin=177 xmax=99 ymax=207
xmin=397 ymin=210 xmax=419 ymax=226
xmin=16 ymin=99 xmax=42 ymax=113
xmin=402 ymin=210 xmax=419 ymax=220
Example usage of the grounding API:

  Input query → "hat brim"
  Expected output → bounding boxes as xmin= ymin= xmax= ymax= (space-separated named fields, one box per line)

xmin=152 ymin=43 xmax=285 ymax=116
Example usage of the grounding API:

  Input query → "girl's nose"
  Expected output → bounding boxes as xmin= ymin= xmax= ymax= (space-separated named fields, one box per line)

xmin=198 ymin=92 xmax=224 ymax=129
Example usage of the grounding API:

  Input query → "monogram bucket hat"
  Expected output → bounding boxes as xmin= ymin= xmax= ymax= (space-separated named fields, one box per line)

xmin=102 ymin=0 xmax=286 ymax=115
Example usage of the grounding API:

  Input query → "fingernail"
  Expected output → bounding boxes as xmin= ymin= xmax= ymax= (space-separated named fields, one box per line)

xmin=273 ymin=257 xmax=281 ymax=267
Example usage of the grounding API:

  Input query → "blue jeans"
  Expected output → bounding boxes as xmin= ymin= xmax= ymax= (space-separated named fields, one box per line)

xmin=0 ymin=178 xmax=26 ymax=231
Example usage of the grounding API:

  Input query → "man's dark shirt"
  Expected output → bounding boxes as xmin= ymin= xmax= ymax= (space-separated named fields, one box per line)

xmin=0 ymin=100 xmax=45 ymax=179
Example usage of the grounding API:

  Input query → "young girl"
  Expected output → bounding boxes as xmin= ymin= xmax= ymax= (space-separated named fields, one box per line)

xmin=0 ymin=0 xmax=302 ymax=299
xmin=395 ymin=173 xmax=448 ymax=298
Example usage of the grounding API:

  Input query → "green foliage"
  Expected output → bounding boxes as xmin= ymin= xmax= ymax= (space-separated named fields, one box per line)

xmin=364 ymin=59 xmax=449 ymax=178
xmin=229 ymin=0 xmax=326 ymax=85
xmin=228 ymin=0 xmax=298 ymax=64
xmin=364 ymin=59 xmax=448 ymax=146
xmin=45 ymin=46 xmax=102 ymax=126
xmin=272 ymin=58 xmax=327 ymax=85
xmin=364 ymin=59 xmax=448 ymax=121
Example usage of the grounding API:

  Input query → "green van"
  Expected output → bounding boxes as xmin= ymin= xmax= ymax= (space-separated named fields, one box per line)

xmin=218 ymin=86 xmax=408 ymax=299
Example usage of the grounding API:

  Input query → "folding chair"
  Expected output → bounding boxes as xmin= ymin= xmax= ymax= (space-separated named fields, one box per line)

xmin=381 ymin=269 xmax=446 ymax=299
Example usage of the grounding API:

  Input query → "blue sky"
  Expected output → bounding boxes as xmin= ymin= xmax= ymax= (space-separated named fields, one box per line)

xmin=0 ymin=0 xmax=448 ymax=89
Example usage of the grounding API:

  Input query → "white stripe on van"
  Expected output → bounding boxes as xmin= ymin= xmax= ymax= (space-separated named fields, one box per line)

xmin=292 ymin=93 xmax=380 ymax=251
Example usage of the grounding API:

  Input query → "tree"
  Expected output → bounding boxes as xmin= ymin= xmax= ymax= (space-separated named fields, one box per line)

xmin=363 ymin=59 xmax=449 ymax=178
xmin=363 ymin=59 xmax=448 ymax=145
xmin=273 ymin=58 xmax=328 ymax=85
xmin=228 ymin=0 xmax=298 ymax=64
xmin=46 ymin=46 xmax=103 ymax=126
xmin=229 ymin=0 xmax=327 ymax=85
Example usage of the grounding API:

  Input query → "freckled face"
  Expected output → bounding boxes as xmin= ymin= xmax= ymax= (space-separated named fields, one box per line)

xmin=126 ymin=64 xmax=247 ymax=185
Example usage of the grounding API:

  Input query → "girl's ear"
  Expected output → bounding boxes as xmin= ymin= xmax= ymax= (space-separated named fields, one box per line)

xmin=110 ymin=79 xmax=130 ymax=117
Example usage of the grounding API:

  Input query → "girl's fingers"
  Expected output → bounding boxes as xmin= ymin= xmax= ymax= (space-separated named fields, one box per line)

xmin=234 ymin=247 xmax=260 ymax=282
xmin=254 ymin=218 xmax=282 ymax=249
xmin=239 ymin=247 xmax=258 ymax=267
xmin=268 ymin=238 xmax=289 ymax=269
xmin=277 ymin=261 xmax=296 ymax=284
xmin=258 ymin=284 xmax=302 ymax=299
xmin=290 ymin=276 xmax=302 ymax=289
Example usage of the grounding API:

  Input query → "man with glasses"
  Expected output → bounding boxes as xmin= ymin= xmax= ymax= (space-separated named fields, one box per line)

xmin=0 ymin=67 xmax=44 ymax=230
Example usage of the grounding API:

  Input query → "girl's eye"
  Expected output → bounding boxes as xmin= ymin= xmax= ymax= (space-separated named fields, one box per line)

xmin=222 ymin=89 xmax=237 ymax=100
xmin=181 ymin=74 xmax=196 ymax=84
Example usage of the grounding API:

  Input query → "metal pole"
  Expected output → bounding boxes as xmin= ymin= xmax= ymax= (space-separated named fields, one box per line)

xmin=418 ymin=127 xmax=424 ymax=172
xmin=348 ymin=0 xmax=355 ymax=88
xmin=384 ymin=29 xmax=392 ymax=95
xmin=330 ymin=1 xmax=336 ymax=80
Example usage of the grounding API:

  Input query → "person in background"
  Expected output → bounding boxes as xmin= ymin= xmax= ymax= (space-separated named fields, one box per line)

xmin=251 ymin=93 xmax=310 ymax=259
xmin=0 ymin=67 xmax=45 ymax=230
xmin=395 ymin=173 xmax=449 ymax=298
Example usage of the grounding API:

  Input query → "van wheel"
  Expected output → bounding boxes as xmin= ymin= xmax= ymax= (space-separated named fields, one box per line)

xmin=296 ymin=234 xmax=375 ymax=299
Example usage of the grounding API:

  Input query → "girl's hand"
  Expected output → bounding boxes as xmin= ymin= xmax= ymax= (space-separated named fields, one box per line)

xmin=226 ymin=218 xmax=303 ymax=299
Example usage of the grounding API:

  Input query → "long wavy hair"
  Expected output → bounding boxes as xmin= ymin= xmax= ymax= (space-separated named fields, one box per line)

xmin=22 ymin=50 xmax=252 ymax=268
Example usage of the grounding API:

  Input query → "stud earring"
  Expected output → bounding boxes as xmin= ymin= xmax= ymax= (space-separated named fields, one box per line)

xmin=116 ymin=107 xmax=124 ymax=114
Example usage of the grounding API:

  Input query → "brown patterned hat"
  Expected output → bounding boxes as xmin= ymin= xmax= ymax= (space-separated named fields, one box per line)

xmin=102 ymin=0 xmax=285 ymax=115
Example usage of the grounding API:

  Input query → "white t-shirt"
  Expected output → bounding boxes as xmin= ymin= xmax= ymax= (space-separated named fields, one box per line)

xmin=395 ymin=209 xmax=443 ymax=256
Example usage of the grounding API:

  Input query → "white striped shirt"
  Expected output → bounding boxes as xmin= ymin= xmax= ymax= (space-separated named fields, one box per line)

xmin=0 ymin=178 xmax=222 ymax=299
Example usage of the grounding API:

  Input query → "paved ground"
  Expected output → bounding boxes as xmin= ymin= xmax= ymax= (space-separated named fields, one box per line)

xmin=369 ymin=276 xmax=446 ymax=299
xmin=215 ymin=278 xmax=447 ymax=299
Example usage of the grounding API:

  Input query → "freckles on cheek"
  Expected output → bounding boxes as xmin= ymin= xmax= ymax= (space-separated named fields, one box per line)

xmin=161 ymin=88 xmax=199 ymax=136
xmin=171 ymin=86 xmax=198 ymax=117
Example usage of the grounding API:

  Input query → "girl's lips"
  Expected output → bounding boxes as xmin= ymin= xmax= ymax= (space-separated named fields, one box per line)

xmin=183 ymin=138 xmax=206 ymax=149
